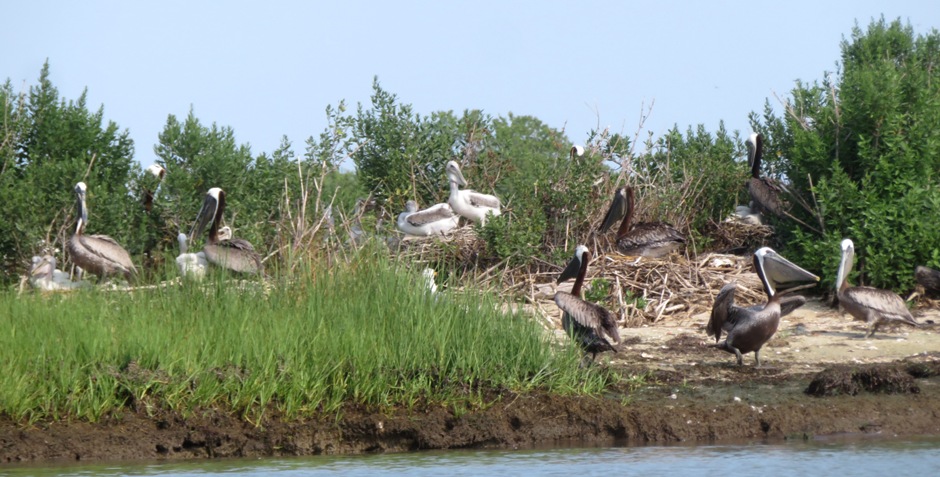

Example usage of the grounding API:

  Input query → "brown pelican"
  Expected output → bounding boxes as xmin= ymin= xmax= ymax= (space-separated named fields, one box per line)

xmin=745 ymin=132 xmax=788 ymax=218
xmin=445 ymin=161 xmax=501 ymax=225
xmin=191 ymin=188 xmax=263 ymax=275
xmin=914 ymin=265 xmax=940 ymax=298
xmin=598 ymin=186 xmax=686 ymax=258
xmin=836 ymin=239 xmax=919 ymax=337
xmin=396 ymin=200 xmax=460 ymax=236
xmin=28 ymin=255 xmax=87 ymax=291
xmin=554 ymin=245 xmax=620 ymax=361
xmin=708 ymin=247 xmax=820 ymax=366
xmin=142 ymin=164 xmax=167 ymax=213
xmin=67 ymin=182 xmax=137 ymax=283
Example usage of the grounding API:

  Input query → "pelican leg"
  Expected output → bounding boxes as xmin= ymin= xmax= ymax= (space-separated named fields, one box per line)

xmin=729 ymin=345 xmax=744 ymax=366
xmin=754 ymin=349 xmax=762 ymax=368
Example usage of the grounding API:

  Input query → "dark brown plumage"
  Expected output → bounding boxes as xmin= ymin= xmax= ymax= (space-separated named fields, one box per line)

xmin=598 ymin=186 xmax=685 ymax=258
xmin=191 ymin=188 xmax=263 ymax=275
xmin=554 ymin=245 xmax=620 ymax=361
xmin=915 ymin=265 xmax=940 ymax=297
xmin=746 ymin=132 xmax=788 ymax=218
xmin=707 ymin=247 xmax=818 ymax=366
xmin=67 ymin=182 xmax=137 ymax=283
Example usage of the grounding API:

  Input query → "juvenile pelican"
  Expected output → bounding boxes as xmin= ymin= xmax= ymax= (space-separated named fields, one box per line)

xmin=67 ymin=182 xmax=137 ymax=283
xmin=598 ymin=186 xmax=686 ymax=258
xmin=554 ymin=245 xmax=620 ymax=361
xmin=396 ymin=200 xmax=460 ymax=236
xmin=445 ymin=161 xmax=501 ymax=225
xmin=836 ymin=239 xmax=919 ymax=337
xmin=745 ymin=132 xmax=787 ymax=218
xmin=28 ymin=255 xmax=86 ymax=291
xmin=707 ymin=247 xmax=820 ymax=366
xmin=191 ymin=188 xmax=263 ymax=275
xmin=176 ymin=227 xmax=232 ymax=280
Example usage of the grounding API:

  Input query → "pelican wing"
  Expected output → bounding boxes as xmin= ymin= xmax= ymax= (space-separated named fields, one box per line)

xmin=204 ymin=238 xmax=263 ymax=275
xmin=80 ymin=234 xmax=137 ymax=274
xmin=465 ymin=190 xmax=501 ymax=209
xmin=748 ymin=177 xmax=787 ymax=218
xmin=843 ymin=286 xmax=917 ymax=324
xmin=707 ymin=282 xmax=737 ymax=341
xmin=554 ymin=291 xmax=620 ymax=343
xmin=407 ymin=203 xmax=457 ymax=227
xmin=619 ymin=222 xmax=685 ymax=250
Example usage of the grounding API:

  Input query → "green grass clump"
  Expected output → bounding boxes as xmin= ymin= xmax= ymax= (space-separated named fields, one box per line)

xmin=0 ymin=255 xmax=607 ymax=424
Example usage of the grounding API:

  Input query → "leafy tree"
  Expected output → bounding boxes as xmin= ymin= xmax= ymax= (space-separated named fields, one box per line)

xmin=0 ymin=62 xmax=137 ymax=282
xmin=754 ymin=18 xmax=940 ymax=290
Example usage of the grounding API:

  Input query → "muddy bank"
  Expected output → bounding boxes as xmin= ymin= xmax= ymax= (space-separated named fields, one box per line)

xmin=3 ymin=299 xmax=939 ymax=465
xmin=2 ymin=360 xmax=940 ymax=464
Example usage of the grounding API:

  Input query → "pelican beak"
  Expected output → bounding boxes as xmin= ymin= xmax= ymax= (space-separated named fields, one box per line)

xmin=191 ymin=191 xmax=219 ymax=240
xmin=598 ymin=188 xmax=627 ymax=233
xmin=448 ymin=162 xmax=468 ymax=187
xmin=556 ymin=254 xmax=582 ymax=284
xmin=756 ymin=247 xmax=819 ymax=295
xmin=74 ymin=182 xmax=88 ymax=233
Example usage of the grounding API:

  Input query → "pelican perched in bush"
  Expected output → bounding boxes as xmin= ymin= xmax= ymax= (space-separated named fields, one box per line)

xmin=445 ymin=160 xmax=501 ymax=225
xmin=191 ymin=188 xmax=263 ymax=275
xmin=707 ymin=247 xmax=819 ymax=366
xmin=176 ymin=227 xmax=231 ymax=280
xmin=745 ymin=132 xmax=788 ymax=218
xmin=598 ymin=186 xmax=685 ymax=258
xmin=396 ymin=200 xmax=460 ymax=237
xmin=836 ymin=239 xmax=919 ymax=337
xmin=554 ymin=245 xmax=620 ymax=361
xmin=28 ymin=255 xmax=86 ymax=291
xmin=67 ymin=182 xmax=137 ymax=283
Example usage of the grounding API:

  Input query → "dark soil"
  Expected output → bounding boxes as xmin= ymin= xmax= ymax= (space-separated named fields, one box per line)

xmin=3 ymin=356 xmax=940 ymax=465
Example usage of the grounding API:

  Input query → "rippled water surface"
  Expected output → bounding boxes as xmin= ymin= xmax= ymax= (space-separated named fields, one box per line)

xmin=7 ymin=436 xmax=940 ymax=476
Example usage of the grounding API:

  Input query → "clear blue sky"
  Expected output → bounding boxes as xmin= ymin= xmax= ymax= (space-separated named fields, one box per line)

xmin=4 ymin=1 xmax=938 ymax=169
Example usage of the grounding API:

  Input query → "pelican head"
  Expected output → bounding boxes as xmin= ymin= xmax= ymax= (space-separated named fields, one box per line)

xmin=836 ymin=238 xmax=856 ymax=291
xmin=404 ymin=200 xmax=418 ymax=213
xmin=146 ymin=164 xmax=167 ymax=180
xmin=571 ymin=145 xmax=585 ymax=158
xmin=557 ymin=245 xmax=590 ymax=284
xmin=191 ymin=187 xmax=225 ymax=242
xmin=745 ymin=132 xmax=763 ymax=174
xmin=29 ymin=255 xmax=56 ymax=280
xmin=445 ymin=161 xmax=468 ymax=187
xmin=177 ymin=232 xmax=189 ymax=253
xmin=753 ymin=246 xmax=819 ymax=297
xmin=218 ymin=226 xmax=232 ymax=241
xmin=74 ymin=182 xmax=89 ymax=234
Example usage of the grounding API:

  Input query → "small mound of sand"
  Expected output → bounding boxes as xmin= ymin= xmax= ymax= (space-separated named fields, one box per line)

xmin=805 ymin=364 xmax=920 ymax=397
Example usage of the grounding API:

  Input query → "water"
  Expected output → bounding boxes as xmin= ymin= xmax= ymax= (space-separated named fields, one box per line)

xmin=6 ymin=436 xmax=940 ymax=476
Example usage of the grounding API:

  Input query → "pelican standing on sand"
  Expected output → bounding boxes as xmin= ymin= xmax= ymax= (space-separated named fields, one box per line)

xmin=745 ymin=132 xmax=787 ymax=218
xmin=445 ymin=160 xmax=501 ymax=225
xmin=707 ymin=247 xmax=820 ymax=366
xmin=191 ymin=188 xmax=263 ymax=275
xmin=67 ymin=182 xmax=137 ymax=283
xmin=554 ymin=245 xmax=620 ymax=361
xmin=598 ymin=186 xmax=686 ymax=258
xmin=396 ymin=200 xmax=460 ymax=236
xmin=836 ymin=239 xmax=919 ymax=337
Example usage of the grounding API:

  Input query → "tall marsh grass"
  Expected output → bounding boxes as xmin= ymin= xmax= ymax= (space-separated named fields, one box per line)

xmin=0 ymin=253 xmax=606 ymax=424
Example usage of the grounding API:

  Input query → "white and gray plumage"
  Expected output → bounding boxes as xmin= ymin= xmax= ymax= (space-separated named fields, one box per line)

xmin=445 ymin=160 xmax=501 ymax=225
xmin=66 ymin=182 xmax=137 ymax=283
xmin=836 ymin=239 xmax=919 ymax=338
xmin=745 ymin=132 xmax=788 ymax=219
xmin=191 ymin=188 xmax=263 ymax=275
xmin=396 ymin=200 xmax=460 ymax=237
xmin=707 ymin=247 xmax=820 ymax=366
xmin=28 ymin=255 xmax=86 ymax=291
xmin=554 ymin=245 xmax=620 ymax=361
xmin=598 ymin=186 xmax=685 ymax=258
